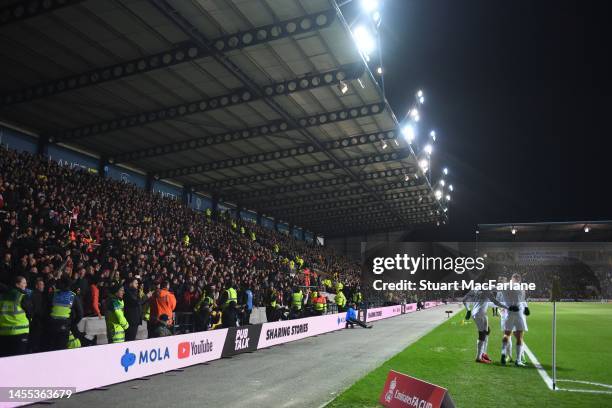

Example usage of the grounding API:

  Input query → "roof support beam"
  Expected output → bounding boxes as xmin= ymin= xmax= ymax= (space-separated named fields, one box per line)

xmin=299 ymin=205 xmax=437 ymax=225
xmin=246 ymin=179 xmax=427 ymax=210
xmin=191 ymin=148 xmax=411 ymax=192
xmin=0 ymin=0 xmax=84 ymax=27
xmin=221 ymin=167 xmax=418 ymax=202
xmin=58 ymin=63 xmax=364 ymax=144
xmin=149 ymin=0 xmax=415 ymax=233
xmin=157 ymin=125 xmax=396 ymax=178
xmin=0 ymin=9 xmax=336 ymax=107
xmin=274 ymin=198 xmax=436 ymax=220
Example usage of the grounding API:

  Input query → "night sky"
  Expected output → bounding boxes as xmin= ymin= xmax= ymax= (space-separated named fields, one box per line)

xmin=375 ymin=0 xmax=611 ymax=240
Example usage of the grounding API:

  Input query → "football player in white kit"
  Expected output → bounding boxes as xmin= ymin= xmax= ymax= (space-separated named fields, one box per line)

xmin=463 ymin=289 xmax=508 ymax=363
xmin=497 ymin=276 xmax=513 ymax=363
xmin=499 ymin=273 xmax=530 ymax=366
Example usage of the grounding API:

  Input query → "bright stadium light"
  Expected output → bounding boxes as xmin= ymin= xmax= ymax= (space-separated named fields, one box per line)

xmin=429 ymin=130 xmax=436 ymax=141
xmin=418 ymin=158 xmax=429 ymax=171
xmin=373 ymin=11 xmax=381 ymax=23
xmin=381 ymin=141 xmax=388 ymax=149
xmin=449 ymin=184 xmax=454 ymax=192
xmin=361 ymin=0 xmax=379 ymax=13
xmin=443 ymin=167 xmax=449 ymax=175
xmin=338 ymin=81 xmax=349 ymax=94
xmin=511 ymin=227 xmax=517 ymax=235
xmin=446 ymin=194 xmax=451 ymax=201
xmin=410 ymin=108 xmax=419 ymax=118
xmin=377 ymin=66 xmax=383 ymax=74
xmin=439 ymin=179 xmax=445 ymax=187
xmin=353 ymin=25 xmax=376 ymax=56
xmin=434 ymin=189 xmax=443 ymax=200
xmin=419 ymin=96 xmax=425 ymax=104
xmin=423 ymin=144 xmax=433 ymax=155
xmin=417 ymin=89 xmax=424 ymax=98
xmin=584 ymin=226 xmax=590 ymax=233
xmin=402 ymin=124 xmax=416 ymax=143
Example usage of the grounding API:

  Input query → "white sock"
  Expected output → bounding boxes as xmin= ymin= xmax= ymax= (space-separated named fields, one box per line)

xmin=506 ymin=338 xmax=513 ymax=357
xmin=483 ymin=336 xmax=488 ymax=356
xmin=502 ymin=339 xmax=508 ymax=356
xmin=516 ymin=344 xmax=524 ymax=362
xmin=477 ymin=340 xmax=485 ymax=359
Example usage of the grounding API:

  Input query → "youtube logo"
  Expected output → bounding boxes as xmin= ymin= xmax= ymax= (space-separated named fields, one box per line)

xmin=178 ymin=342 xmax=190 ymax=359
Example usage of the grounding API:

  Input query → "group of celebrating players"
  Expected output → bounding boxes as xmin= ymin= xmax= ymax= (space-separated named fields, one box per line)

xmin=463 ymin=273 xmax=530 ymax=366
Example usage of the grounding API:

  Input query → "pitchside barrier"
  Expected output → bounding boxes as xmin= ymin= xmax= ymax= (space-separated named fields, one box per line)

xmin=0 ymin=302 xmax=443 ymax=407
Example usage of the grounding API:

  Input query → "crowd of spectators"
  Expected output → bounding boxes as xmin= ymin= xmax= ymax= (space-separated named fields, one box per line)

xmin=0 ymin=148 xmax=363 ymax=354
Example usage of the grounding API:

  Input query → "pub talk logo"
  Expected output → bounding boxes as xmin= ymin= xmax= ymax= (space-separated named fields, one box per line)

xmin=235 ymin=328 xmax=251 ymax=351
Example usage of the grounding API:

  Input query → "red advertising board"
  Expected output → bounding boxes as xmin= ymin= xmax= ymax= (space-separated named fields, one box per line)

xmin=380 ymin=370 xmax=455 ymax=408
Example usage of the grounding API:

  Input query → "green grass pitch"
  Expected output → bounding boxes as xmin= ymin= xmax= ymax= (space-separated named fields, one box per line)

xmin=327 ymin=303 xmax=612 ymax=407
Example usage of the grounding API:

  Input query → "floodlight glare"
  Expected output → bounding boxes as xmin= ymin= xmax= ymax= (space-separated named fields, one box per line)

xmin=423 ymin=144 xmax=433 ymax=155
xmin=446 ymin=194 xmax=451 ymax=201
xmin=377 ymin=66 xmax=383 ymax=74
xmin=402 ymin=124 xmax=415 ymax=143
xmin=418 ymin=158 xmax=429 ymax=171
xmin=417 ymin=89 xmax=424 ymax=98
xmin=361 ymin=0 xmax=379 ymax=13
xmin=439 ymin=179 xmax=445 ymax=187
xmin=443 ymin=167 xmax=448 ymax=175
xmin=410 ymin=108 xmax=419 ymax=118
xmin=353 ymin=25 xmax=376 ymax=55
xmin=381 ymin=141 xmax=388 ymax=149
xmin=338 ymin=81 xmax=348 ymax=94
xmin=449 ymin=184 xmax=454 ymax=192
xmin=584 ymin=226 xmax=590 ymax=233
xmin=511 ymin=228 xmax=517 ymax=235
xmin=434 ymin=189 xmax=442 ymax=200
xmin=419 ymin=96 xmax=425 ymax=104
xmin=373 ymin=11 xmax=381 ymax=23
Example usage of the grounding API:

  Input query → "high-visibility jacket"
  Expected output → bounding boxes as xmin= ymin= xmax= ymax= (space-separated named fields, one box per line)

xmin=291 ymin=291 xmax=303 ymax=310
xmin=223 ymin=288 xmax=237 ymax=308
xmin=0 ymin=288 xmax=29 ymax=336
xmin=231 ymin=221 xmax=237 ymax=230
xmin=142 ymin=303 xmax=151 ymax=321
xmin=352 ymin=292 xmax=363 ymax=303
xmin=240 ymin=226 xmax=245 ymax=234
xmin=205 ymin=208 xmax=212 ymax=217
xmin=289 ymin=260 xmax=295 ymax=270
xmin=50 ymin=290 xmax=75 ymax=320
xmin=323 ymin=279 xmax=332 ymax=289
xmin=105 ymin=296 xmax=129 ymax=343
xmin=67 ymin=331 xmax=81 ymax=349
xmin=194 ymin=294 xmax=213 ymax=312
xmin=335 ymin=282 xmax=344 ymax=292
xmin=250 ymin=232 xmax=256 ymax=241
xmin=183 ymin=235 xmax=190 ymax=246
xmin=273 ymin=244 xmax=279 ymax=253
xmin=335 ymin=291 xmax=347 ymax=308
xmin=268 ymin=291 xmax=278 ymax=308
xmin=313 ymin=296 xmax=326 ymax=312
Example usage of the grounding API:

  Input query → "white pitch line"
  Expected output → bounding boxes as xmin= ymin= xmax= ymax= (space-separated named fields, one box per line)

xmin=524 ymin=345 xmax=612 ymax=395
xmin=523 ymin=344 xmax=554 ymax=390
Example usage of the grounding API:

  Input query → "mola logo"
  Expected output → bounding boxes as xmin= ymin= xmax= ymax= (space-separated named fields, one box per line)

xmin=121 ymin=348 xmax=136 ymax=372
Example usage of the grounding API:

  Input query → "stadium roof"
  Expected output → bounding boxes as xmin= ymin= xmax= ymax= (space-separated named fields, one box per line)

xmin=477 ymin=221 xmax=612 ymax=242
xmin=0 ymin=0 xmax=446 ymax=237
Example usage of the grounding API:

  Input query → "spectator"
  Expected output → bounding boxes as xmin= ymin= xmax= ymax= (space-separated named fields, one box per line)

xmin=149 ymin=281 xmax=176 ymax=335
xmin=124 ymin=278 xmax=151 ymax=341
xmin=29 ymin=277 xmax=48 ymax=353
xmin=152 ymin=314 xmax=172 ymax=337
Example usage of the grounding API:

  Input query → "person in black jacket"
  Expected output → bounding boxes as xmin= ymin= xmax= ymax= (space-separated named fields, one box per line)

xmin=29 ymin=277 xmax=48 ymax=353
xmin=124 ymin=278 xmax=150 ymax=341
